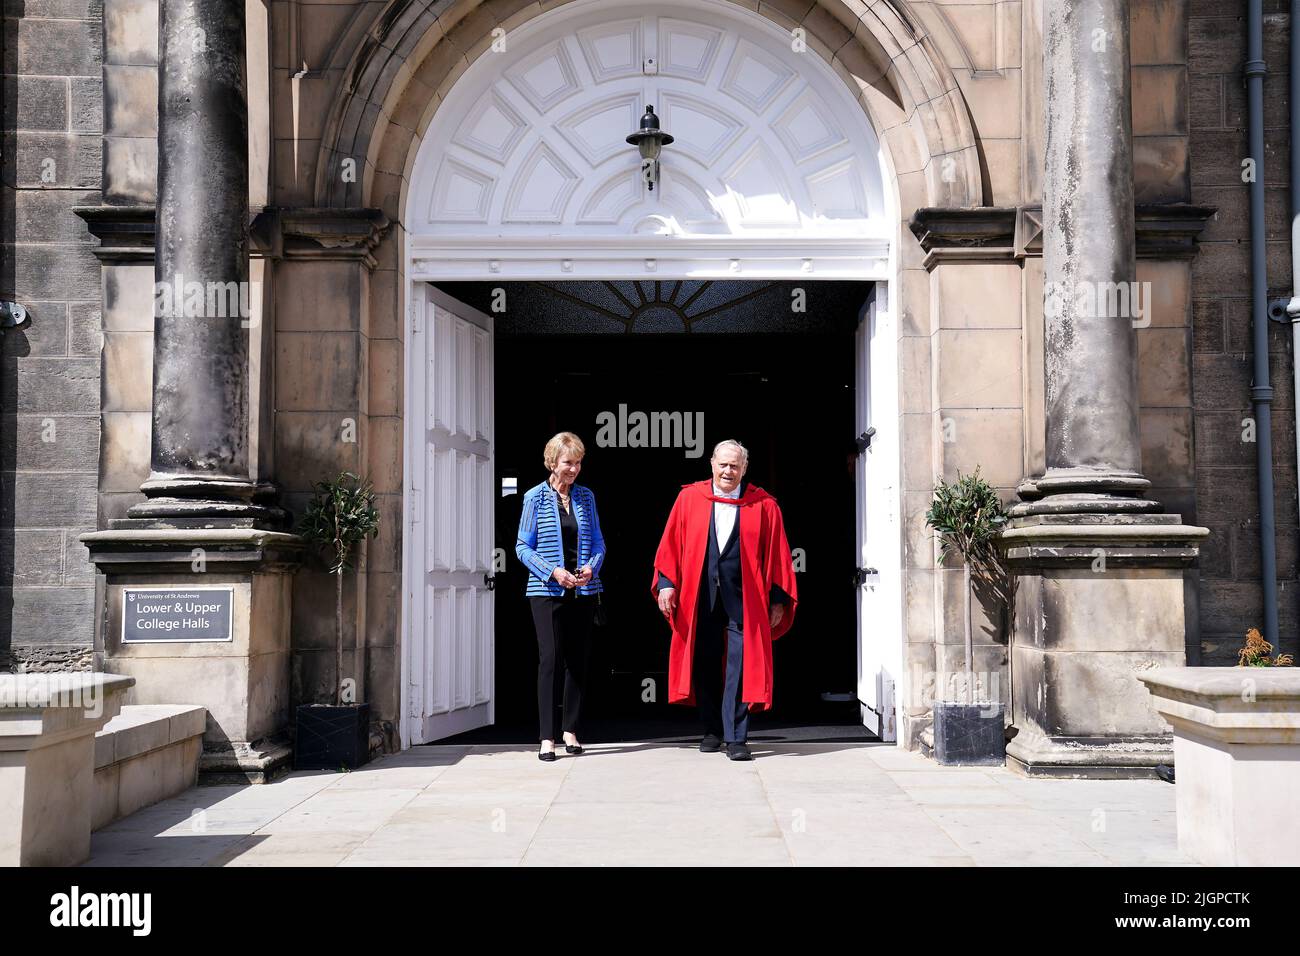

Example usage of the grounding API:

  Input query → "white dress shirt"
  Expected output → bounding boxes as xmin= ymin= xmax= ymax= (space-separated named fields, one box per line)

xmin=712 ymin=481 xmax=741 ymax=550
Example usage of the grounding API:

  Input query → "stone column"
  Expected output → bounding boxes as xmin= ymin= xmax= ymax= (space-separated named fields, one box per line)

xmin=1000 ymin=0 xmax=1208 ymax=777
xmin=1030 ymin=0 xmax=1150 ymax=510
xmin=125 ymin=0 xmax=279 ymax=528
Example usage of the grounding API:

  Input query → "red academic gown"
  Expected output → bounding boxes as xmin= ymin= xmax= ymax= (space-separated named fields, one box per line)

xmin=651 ymin=480 xmax=798 ymax=712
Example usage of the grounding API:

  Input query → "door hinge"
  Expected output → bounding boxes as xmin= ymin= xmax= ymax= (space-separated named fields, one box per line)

xmin=855 ymin=427 xmax=876 ymax=455
xmin=484 ymin=573 xmax=496 ymax=591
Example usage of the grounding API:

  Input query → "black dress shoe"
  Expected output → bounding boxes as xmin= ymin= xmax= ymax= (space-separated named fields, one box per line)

xmin=565 ymin=744 xmax=583 ymax=754
xmin=700 ymin=734 xmax=722 ymax=753
xmin=725 ymin=743 xmax=753 ymax=761
xmin=538 ymin=749 xmax=557 ymax=762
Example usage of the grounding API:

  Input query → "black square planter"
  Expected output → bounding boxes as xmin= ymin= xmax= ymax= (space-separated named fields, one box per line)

xmin=295 ymin=703 xmax=371 ymax=771
xmin=933 ymin=701 xmax=1006 ymax=766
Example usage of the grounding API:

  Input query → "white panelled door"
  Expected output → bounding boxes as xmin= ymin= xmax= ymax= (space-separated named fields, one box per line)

xmin=406 ymin=285 xmax=495 ymax=745
xmin=856 ymin=286 xmax=901 ymax=741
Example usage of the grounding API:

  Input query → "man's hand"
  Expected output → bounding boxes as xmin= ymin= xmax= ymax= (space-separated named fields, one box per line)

xmin=552 ymin=567 xmax=579 ymax=589
xmin=769 ymin=603 xmax=785 ymax=630
xmin=657 ymin=587 xmax=677 ymax=622
xmin=574 ymin=566 xmax=593 ymax=587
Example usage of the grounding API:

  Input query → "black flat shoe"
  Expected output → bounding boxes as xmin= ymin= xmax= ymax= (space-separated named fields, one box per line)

xmin=700 ymin=734 xmax=722 ymax=753
xmin=725 ymin=742 xmax=753 ymax=761
xmin=538 ymin=750 xmax=557 ymax=762
xmin=565 ymin=744 xmax=583 ymax=754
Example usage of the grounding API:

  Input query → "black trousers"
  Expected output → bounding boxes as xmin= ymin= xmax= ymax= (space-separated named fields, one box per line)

xmin=530 ymin=593 xmax=594 ymax=741
xmin=693 ymin=598 xmax=750 ymax=744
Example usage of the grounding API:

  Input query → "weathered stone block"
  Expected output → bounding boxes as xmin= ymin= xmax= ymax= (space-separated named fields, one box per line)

xmin=102 ymin=263 xmax=154 ymax=332
xmin=9 ymin=17 xmax=102 ymax=75
xmin=70 ymin=77 xmax=102 ymax=134
xmin=6 ymin=240 xmax=101 ymax=298
xmin=936 ymin=329 xmax=1022 ymax=408
xmin=1133 ymin=135 xmax=1189 ymax=202
xmin=16 ymin=357 xmax=98 ymax=414
xmin=275 ymin=260 xmax=364 ymax=332
xmin=2 ymin=302 xmax=67 ymax=356
xmin=1131 ymin=0 xmax=1187 ymax=65
xmin=1 ymin=132 xmax=100 ymax=188
xmin=102 ymin=135 xmax=157 ymax=204
xmin=100 ymin=331 xmax=152 ymax=411
xmin=13 ymin=189 xmax=97 ymax=243
xmin=2 ymin=76 xmax=68 ymax=132
xmin=1 ymin=530 xmax=66 ymax=586
xmin=98 ymin=410 xmax=150 ymax=492
xmin=9 ymin=414 xmax=99 ymax=471
xmin=0 ymin=586 xmax=95 ymax=643
xmin=104 ymin=0 xmax=158 ymax=65
xmin=1139 ymin=407 xmax=1193 ymax=486
xmin=1132 ymin=65 xmax=1187 ymax=136
xmin=103 ymin=64 xmax=158 ymax=137
xmin=1136 ymin=326 xmax=1191 ymax=407
xmin=275 ymin=331 xmax=361 ymax=411
xmin=3 ymin=473 xmax=97 ymax=528
xmin=69 ymin=300 xmax=102 ymax=355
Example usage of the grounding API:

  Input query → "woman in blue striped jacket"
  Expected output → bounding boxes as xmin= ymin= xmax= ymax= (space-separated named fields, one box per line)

xmin=516 ymin=431 xmax=606 ymax=761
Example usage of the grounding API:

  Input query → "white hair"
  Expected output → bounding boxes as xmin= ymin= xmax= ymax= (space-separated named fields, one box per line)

xmin=711 ymin=439 xmax=749 ymax=465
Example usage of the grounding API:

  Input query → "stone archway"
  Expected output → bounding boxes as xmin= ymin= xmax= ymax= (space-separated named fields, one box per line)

xmin=316 ymin=0 xmax=982 ymax=215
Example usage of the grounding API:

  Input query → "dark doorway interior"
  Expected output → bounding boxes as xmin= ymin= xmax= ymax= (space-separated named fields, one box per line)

xmin=435 ymin=280 xmax=875 ymax=744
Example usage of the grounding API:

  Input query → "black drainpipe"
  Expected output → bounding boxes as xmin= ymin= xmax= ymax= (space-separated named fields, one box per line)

xmin=1246 ymin=0 xmax=1280 ymax=648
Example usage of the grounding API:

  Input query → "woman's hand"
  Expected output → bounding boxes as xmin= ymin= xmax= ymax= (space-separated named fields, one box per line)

xmin=574 ymin=566 xmax=594 ymax=587
xmin=551 ymin=567 xmax=579 ymax=589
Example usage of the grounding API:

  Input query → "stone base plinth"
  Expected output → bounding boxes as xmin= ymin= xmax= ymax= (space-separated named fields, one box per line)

xmin=82 ymin=529 xmax=304 ymax=783
xmin=1140 ymin=667 xmax=1300 ymax=866
xmin=0 ymin=673 xmax=134 ymax=865
xmin=1001 ymin=514 xmax=1207 ymax=778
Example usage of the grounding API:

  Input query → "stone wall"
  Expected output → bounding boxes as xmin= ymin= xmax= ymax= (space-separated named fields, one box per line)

xmin=1188 ymin=0 xmax=1298 ymax=662
xmin=1 ymin=0 xmax=105 ymax=670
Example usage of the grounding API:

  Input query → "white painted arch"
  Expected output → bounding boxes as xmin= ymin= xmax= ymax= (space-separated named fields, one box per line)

xmin=401 ymin=0 xmax=905 ymax=747
xmin=406 ymin=0 xmax=895 ymax=280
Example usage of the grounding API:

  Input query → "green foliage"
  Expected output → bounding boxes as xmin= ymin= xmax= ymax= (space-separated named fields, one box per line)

xmin=297 ymin=472 xmax=381 ymax=575
xmin=924 ymin=468 xmax=1008 ymax=571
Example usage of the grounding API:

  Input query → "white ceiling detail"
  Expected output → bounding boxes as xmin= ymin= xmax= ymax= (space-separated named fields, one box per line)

xmin=554 ymin=92 xmax=644 ymax=166
xmin=409 ymin=0 xmax=889 ymax=264
xmin=657 ymin=91 xmax=744 ymax=167
xmin=429 ymin=159 xmax=496 ymax=222
xmin=578 ymin=170 xmax=644 ymax=224
xmin=504 ymin=40 xmax=582 ymax=113
xmin=718 ymin=38 xmax=796 ymax=114
xmin=658 ymin=18 xmax=724 ymax=81
xmin=576 ymin=19 xmax=644 ymax=82
xmin=773 ymin=90 xmax=849 ymax=165
xmin=452 ymin=92 xmax=529 ymax=163
xmin=503 ymin=141 xmax=580 ymax=223
xmin=805 ymin=158 xmax=869 ymax=221
xmin=721 ymin=141 xmax=798 ymax=226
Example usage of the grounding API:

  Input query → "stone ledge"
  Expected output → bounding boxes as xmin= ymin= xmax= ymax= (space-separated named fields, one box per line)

xmin=1140 ymin=667 xmax=1300 ymax=744
xmin=81 ymin=528 xmax=306 ymax=573
xmin=94 ymin=703 xmax=207 ymax=770
xmin=92 ymin=704 xmax=205 ymax=831
xmin=908 ymin=203 xmax=1216 ymax=268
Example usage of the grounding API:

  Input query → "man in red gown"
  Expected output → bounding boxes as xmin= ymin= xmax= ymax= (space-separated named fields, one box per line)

xmin=651 ymin=439 xmax=798 ymax=760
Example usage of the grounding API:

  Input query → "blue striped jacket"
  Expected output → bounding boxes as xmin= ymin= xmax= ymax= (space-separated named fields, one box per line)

xmin=515 ymin=481 xmax=606 ymax=597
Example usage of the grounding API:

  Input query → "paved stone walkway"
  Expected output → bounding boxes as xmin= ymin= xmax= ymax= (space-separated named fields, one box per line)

xmin=84 ymin=743 xmax=1190 ymax=866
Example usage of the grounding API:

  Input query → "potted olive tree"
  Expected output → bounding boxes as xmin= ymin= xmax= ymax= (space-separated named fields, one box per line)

xmin=925 ymin=469 xmax=1009 ymax=765
xmin=294 ymin=471 xmax=381 ymax=770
